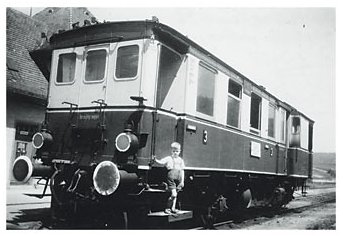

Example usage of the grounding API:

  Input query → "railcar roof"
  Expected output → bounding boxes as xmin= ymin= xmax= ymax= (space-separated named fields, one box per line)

xmin=35 ymin=20 xmax=314 ymax=122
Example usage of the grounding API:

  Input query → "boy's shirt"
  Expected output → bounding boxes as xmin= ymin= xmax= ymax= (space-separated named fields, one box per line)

xmin=158 ymin=156 xmax=185 ymax=170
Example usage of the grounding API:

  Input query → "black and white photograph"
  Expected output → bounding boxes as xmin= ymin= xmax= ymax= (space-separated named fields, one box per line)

xmin=4 ymin=1 xmax=337 ymax=231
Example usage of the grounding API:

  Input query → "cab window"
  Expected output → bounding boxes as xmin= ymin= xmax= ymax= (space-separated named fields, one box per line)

xmin=291 ymin=117 xmax=300 ymax=134
xmin=85 ymin=49 xmax=107 ymax=82
xmin=115 ymin=45 xmax=139 ymax=79
xmin=56 ymin=53 xmax=76 ymax=83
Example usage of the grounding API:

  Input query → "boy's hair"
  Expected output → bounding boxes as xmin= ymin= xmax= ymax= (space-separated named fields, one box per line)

xmin=171 ymin=142 xmax=181 ymax=150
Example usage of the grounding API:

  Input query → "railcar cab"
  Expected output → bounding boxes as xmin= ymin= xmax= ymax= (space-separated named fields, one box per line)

xmin=49 ymin=40 xmax=147 ymax=108
xmin=288 ymin=112 xmax=314 ymax=178
xmin=47 ymin=23 xmax=188 ymax=111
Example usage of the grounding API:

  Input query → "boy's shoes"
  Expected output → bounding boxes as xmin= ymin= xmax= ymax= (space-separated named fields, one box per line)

xmin=164 ymin=209 xmax=172 ymax=214
xmin=171 ymin=209 xmax=179 ymax=214
xmin=164 ymin=208 xmax=179 ymax=214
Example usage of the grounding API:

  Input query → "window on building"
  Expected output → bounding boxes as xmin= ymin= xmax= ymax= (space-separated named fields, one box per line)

xmin=15 ymin=122 xmax=39 ymax=142
xmin=85 ymin=49 xmax=107 ymax=82
xmin=7 ymin=57 xmax=19 ymax=72
xmin=268 ymin=104 xmax=276 ymax=138
xmin=227 ymin=80 xmax=242 ymax=128
xmin=196 ymin=63 xmax=216 ymax=116
xmin=56 ymin=53 xmax=76 ymax=83
xmin=250 ymin=93 xmax=261 ymax=133
xmin=115 ymin=45 xmax=139 ymax=79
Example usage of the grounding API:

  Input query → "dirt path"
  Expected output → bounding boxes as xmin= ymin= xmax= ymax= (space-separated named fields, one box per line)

xmin=241 ymin=202 xmax=335 ymax=229
xmin=219 ymin=187 xmax=336 ymax=230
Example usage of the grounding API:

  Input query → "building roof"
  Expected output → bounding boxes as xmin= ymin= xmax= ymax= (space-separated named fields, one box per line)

xmin=6 ymin=8 xmax=49 ymax=101
xmin=32 ymin=7 xmax=95 ymax=38
xmin=6 ymin=7 xmax=95 ymax=102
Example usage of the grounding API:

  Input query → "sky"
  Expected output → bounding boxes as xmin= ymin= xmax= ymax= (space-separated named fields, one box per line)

xmin=8 ymin=4 xmax=337 ymax=153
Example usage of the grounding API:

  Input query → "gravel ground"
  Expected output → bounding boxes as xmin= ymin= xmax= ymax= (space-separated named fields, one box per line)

xmin=220 ymin=187 xmax=336 ymax=230
xmin=239 ymin=202 xmax=335 ymax=229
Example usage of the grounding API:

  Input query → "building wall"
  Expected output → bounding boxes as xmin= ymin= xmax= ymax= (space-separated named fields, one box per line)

xmin=6 ymin=94 xmax=46 ymax=187
xmin=6 ymin=7 xmax=95 ymax=187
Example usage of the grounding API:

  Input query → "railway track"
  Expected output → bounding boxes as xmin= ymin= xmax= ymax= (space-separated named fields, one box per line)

xmin=7 ymin=187 xmax=335 ymax=229
xmin=191 ymin=188 xmax=336 ymax=230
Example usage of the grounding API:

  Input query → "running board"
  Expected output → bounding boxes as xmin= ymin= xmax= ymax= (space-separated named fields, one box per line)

xmin=148 ymin=210 xmax=193 ymax=223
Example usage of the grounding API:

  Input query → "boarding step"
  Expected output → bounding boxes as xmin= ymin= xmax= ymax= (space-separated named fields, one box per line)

xmin=148 ymin=210 xmax=193 ymax=223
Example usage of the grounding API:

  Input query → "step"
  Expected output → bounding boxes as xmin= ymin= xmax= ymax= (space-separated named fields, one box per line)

xmin=148 ymin=210 xmax=193 ymax=223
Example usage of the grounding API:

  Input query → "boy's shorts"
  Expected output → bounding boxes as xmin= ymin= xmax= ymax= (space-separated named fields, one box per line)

xmin=167 ymin=169 xmax=182 ymax=190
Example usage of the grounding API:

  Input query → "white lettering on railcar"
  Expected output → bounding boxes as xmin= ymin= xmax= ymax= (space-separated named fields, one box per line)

xmin=79 ymin=114 xmax=100 ymax=120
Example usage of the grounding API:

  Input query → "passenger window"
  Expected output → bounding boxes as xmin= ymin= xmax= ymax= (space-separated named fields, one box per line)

xmin=85 ymin=49 xmax=107 ymax=82
xmin=280 ymin=109 xmax=286 ymax=143
xmin=115 ymin=45 xmax=139 ymax=79
xmin=56 ymin=53 xmax=76 ymax=83
xmin=227 ymin=80 xmax=242 ymax=128
xmin=196 ymin=63 xmax=216 ymax=116
xmin=268 ymin=104 xmax=276 ymax=138
xmin=250 ymin=93 xmax=261 ymax=133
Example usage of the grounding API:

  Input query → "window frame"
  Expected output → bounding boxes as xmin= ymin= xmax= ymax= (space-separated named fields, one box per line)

xmin=114 ymin=44 xmax=141 ymax=81
xmin=54 ymin=51 xmax=77 ymax=86
xmin=249 ymin=93 xmax=262 ymax=135
xmin=195 ymin=62 xmax=217 ymax=118
xmin=291 ymin=116 xmax=301 ymax=135
xmin=83 ymin=46 xmax=109 ymax=84
xmin=279 ymin=108 xmax=287 ymax=144
xmin=156 ymin=43 xmax=184 ymax=108
xmin=267 ymin=103 xmax=277 ymax=139
xmin=226 ymin=79 xmax=242 ymax=128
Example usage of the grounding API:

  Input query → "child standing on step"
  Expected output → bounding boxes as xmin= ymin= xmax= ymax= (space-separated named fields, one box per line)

xmin=153 ymin=142 xmax=185 ymax=214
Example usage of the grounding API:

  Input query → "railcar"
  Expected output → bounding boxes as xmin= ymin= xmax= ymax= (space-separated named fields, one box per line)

xmin=12 ymin=18 xmax=314 ymax=228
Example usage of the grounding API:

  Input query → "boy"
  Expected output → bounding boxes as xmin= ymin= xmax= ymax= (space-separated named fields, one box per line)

xmin=153 ymin=142 xmax=185 ymax=214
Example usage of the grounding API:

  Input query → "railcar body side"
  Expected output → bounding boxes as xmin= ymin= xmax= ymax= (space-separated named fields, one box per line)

xmin=13 ymin=19 xmax=314 ymax=227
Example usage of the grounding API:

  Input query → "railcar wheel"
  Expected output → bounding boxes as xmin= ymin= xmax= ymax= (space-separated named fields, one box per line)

xmin=241 ymin=188 xmax=252 ymax=209
xmin=200 ymin=206 xmax=216 ymax=229
xmin=50 ymin=170 xmax=73 ymax=226
xmin=198 ymin=195 xmax=229 ymax=229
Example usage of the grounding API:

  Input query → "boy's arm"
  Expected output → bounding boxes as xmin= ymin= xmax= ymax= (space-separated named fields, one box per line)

xmin=180 ymin=170 xmax=185 ymax=186
xmin=153 ymin=156 xmax=167 ymax=165
xmin=179 ymin=160 xmax=185 ymax=188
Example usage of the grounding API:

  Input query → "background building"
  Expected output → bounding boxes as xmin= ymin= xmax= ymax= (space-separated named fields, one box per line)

xmin=6 ymin=7 xmax=95 ymax=187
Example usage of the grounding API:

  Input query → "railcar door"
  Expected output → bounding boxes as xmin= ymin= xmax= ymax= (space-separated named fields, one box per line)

xmin=153 ymin=45 xmax=186 ymax=158
xmin=79 ymin=45 xmax=110 ymax=107
xmin=48 ymin=47 xmax=83 ymax=108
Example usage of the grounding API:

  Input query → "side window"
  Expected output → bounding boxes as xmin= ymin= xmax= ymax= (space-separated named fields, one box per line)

xmin=115 ymin=45 xmax=139 ymax=79
xmin=279 ymin=109 xmax=286 ymax=143
xmin=196 ymin=63 xmax=216 ymax=116
xmin=227 ymin=80 xmax=242 ymax=128
xmin=250 ymin=93 xmax=262 ymax=134
xmin=156 ymin=45 xmax=183 ymax=107
xmin=85 ymin=49 xmax=107 ymax=82
xmin=268 ymin=104 xmax=276 ymax=138
xmin=56 ymin=53 xmax=76 ymax=83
